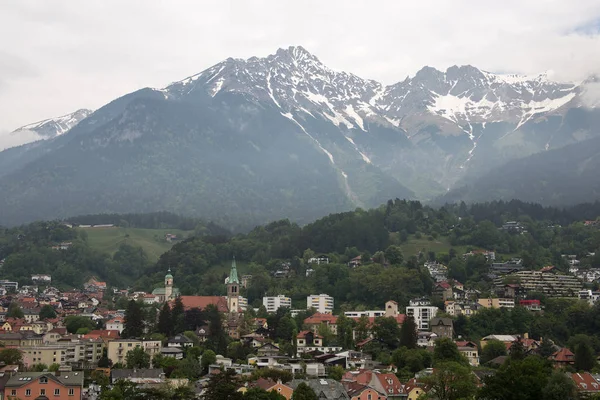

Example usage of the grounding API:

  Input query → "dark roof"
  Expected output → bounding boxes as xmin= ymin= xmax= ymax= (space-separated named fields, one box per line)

xmin=111 ymin=369 xmax=164 ymax=380
xmin=430 ymin=317 xmax=453 ymax=327
xmin=290 ymin=379 xmax=350 ymax=399
xmin=6 ymin=372 xmax=83 ymax=387
xmin=167 ymin=335 xmax=193 ymax=344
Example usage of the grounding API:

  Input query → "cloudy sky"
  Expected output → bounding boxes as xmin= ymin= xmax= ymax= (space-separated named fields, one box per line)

xmin=1 ymin=0 xmax=599 ymax=133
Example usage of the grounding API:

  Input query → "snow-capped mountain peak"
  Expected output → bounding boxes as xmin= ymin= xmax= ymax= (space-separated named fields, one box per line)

xmin=13 ymin=108 xmax=93 ymax=137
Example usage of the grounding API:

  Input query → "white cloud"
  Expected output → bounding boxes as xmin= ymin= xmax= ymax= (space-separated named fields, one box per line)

xmin=581 ymin=82 xmax=600 ymax=108
xmin=0 ymin=129 xmax=43 ymax=152
xmin=0 ymin=0 xmax=599 ymax=131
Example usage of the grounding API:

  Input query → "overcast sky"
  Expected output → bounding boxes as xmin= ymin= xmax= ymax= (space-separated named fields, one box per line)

xmin=1 ymin=0 xmax=599 ymax=132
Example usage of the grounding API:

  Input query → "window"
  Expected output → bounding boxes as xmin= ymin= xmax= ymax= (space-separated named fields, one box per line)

xmin=40 ymin=377 xmax=48 ymax=384
xmin=55 ymin=389 xmax=60 ymax=395
xmin=69 ymin=388 xmax=75 ymax=396
xmin=11 ymin=389 xmax=16 ymax=396
xmin=40 ymin=389 xmax=46 ymax=395
xmin=26 ymin=389 xmax=31 ymax=396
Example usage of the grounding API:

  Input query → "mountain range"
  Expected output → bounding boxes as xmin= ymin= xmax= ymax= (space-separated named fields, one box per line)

xmin=1 ymin=46 xmax=598 ymax=228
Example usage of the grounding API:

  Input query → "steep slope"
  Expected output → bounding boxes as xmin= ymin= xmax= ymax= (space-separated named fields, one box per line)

xmin=13 ymin=108 xmax=93 ymax=138
xmin=439 ymin=135 xmax=600 ymax=206
xmin=0 ymin=65 xmax=412 ymax=227
xmin=0 ymin=46 xmax=598 ymax=226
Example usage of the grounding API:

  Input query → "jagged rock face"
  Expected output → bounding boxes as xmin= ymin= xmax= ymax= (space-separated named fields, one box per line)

xmin=0 ymin=46 xmax=597 ymax=227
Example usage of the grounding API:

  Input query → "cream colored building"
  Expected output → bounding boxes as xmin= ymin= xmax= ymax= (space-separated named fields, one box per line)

xmin=21 ymin=338 xmax=104 ymax=369
xmin=107 ymin=339 xmax=161 ymax=365
xmin=477 ymin=298 xmax=515 ymax=309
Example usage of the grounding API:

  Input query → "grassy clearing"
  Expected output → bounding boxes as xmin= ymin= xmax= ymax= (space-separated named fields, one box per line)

xmin=394 ymin=234 xmax=469 ymax=258
xmin=80 ymin=227 xmax=193 ymax=261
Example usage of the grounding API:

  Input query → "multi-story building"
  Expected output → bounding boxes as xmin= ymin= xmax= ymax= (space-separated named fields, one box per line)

xmin=406 ymin=299 xmax=439 ymax=331
xmin=494 ymin=271 xmax=582 ymax=297
xmin=343 ymin=310 xmax=386 ymax=318
xmin=307 ymin=294 xmax=334 ymax=314
xmin=477 ymin=298 xmax=515 ymax=309
xmin=4 ymin=372 xmax=83 ymax=400
xmin=21 ymin=338 xmax=104 ymax=369
xmin=107 ymin=339 xmax=161 ymax=366
xmin=263 ymin=295 xmax=292 ymax=313
xmin=578 ymin=289 xmax=600 ymax=305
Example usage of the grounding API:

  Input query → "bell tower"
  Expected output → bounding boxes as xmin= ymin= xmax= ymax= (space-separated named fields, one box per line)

xmin=227 ymin=257 xmax=240 ymax=313
xmin=164 ymin=268 xmax=174 ymax=300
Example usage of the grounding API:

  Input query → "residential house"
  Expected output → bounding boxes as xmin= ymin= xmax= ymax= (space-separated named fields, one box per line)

xmin=519 ymin=300 xmax=542 ymax=311
xmin=4 ymin=372 xmax=83 ymax=399
xmin=344 ymin=382 xmax=384 ymax=400
xmin=549 ymin=347 xmax=575 ymax=368
xmin=432 ymin=281 xmax=453 ymax=302
xmin=417 ymin=332 xmax=438 ymax=348
xmin=296 ymin=331 xmax=323 ymax=348
xmin=290 ymin=379 xmax=350 ymax=399
xmin=571 ymin=372 xmax=600 ymax=396
xmin=304 ymin=313 xmax=338 ymax=334
xmin=456 ymin=341 xmax=479 ymax=367
xmin=480 ymin=335 xmax=517 ymax=349
xmin=110 ymin=369 xmax=165 ymax=385
xmin=161 ymin=347 xmax=184 ymax=359
xmin=166 ymin=334 xmax=194 ymax=348
xmin=257 ymin=343 xmax=280 ymax=357
xmin=106 ymin=318 xmax=124 ymax=334
xmin=404 ymin=378 xmax=428 ymax=400
xmin=430 ymin=317 xmax=453 ymax=339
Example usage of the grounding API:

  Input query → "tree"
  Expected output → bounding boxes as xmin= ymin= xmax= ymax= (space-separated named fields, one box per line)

xmin=354 ymin=316 xmax=370 ymax=342
xmin=384 ymin=245 xmax=404 ymax=265
xmin=125 ymin=347 xmax=150 ymax=369
xmin=328 ymin=365 xmax=344 ymax=381
xmin=171 ymin=296 xmax=185 ymax=334
xmin=99 ymin=379 xmax=142 ymax=400
xmin=64 ymin=316 xmax=95 ymax=334
xmin=399 ymin=316 xmax=418 ymax=349
xmin=123 ymin=300 xmax=144 ymax=338
xmin=509 ymin=340 xmax=526 ymax=361
xmin=424 ymin=361 xmax=477 ymax=400
xmin=205 ymin=304 xmax=227 ymax=354
xmin=201 ymin=350 xmax=217 ymax=374
xmin=243 ymin=387 xmax=286 ymax=400
xmin=30 ymin=363 xmax=48 ymax=371
xmin=0 ymin=348 xmax=22 ymax=365
xmin=291 ymin=382 xmax=317 ymax=400
xmin=479 ymin=356 xmax=553 ymax=400
xmin=372 ymin=317 xmax=401 ymax=349
xmin=336 ymin=314 xmax=355 ymax=349
xmin=157 ymin=302 xmax=173 ymax=336
xmin=7 ymin=303 xmax=24 ymax=319
xmin=574 ymin=342 xmax=597 ymax=372
xmin=433 ymin=338 xmax=466 ymax=366
xmin=98 ymin=348 xmax=112 ymax=368
xmin=542 ymin=370 xmax=578 ymax=400
xmin=480 ymin=339 xmax=507 ymax=365
xmin=184 ymin=307 xmax=205 ymax=331
xmin=39 ymin=305 xmax=57 ymax=320
xmin=48 ymin=363 xmax=60 ymax=372
xmin=203 ymin=369 xmax=242 ymax=400
xmin=537 ymin=339 xmax=555 ymax=359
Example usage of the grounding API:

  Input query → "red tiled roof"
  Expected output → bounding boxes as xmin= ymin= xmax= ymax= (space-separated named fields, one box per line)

xmin=550 ymin=347 xmax=575 ymax=363
xmin=455 ymin=341 xmax=477 ymax=348
xmin=572 ymin=372 xmax=600 ymax=392
xmin=349 ymin=314 xmax=406 ymax=327
xmin=251 ymin=378 xmax=276 ymax=391
xmin=342 ymin=370 xmax=372 ymax=386
xmin=176 ymin=296 xmax=229 ymax=312
xmin=436 ymin=281 xmax=452 ymax=289
xmin=304 ymin=313 xmax=338 ymax=325
xmin=83 ymin=329 xmax=120 ymax=340
xmin=375 ymin=372 xmax=405 ymax=395
xmin=297 ymin=330 xmax=322 ymax=339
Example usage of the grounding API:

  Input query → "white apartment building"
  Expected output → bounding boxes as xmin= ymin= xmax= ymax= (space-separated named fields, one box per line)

xmin=238 ymin=296 xmax=248 ymax=311
xmin=262 ymin=295 xmax=291 ymax=313
xmin=307 ymin=294 xmax=334 ymax=314
xmin=406 ymin=301 xmax=439 ymax=331
xmin=578 ymin=290 xmax=600 ymax=305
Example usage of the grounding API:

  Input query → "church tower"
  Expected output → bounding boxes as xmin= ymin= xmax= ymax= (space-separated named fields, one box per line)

xmin=227 ymin=258 xmax=240 ymax=313
xmin=165 ymin=268 xmax=174 ymax=300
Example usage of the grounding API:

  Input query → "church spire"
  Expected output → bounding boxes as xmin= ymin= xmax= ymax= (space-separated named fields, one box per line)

xmin=229 ymin=257 xmax=240 ymax=285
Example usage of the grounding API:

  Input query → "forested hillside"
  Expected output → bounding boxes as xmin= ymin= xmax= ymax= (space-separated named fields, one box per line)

xmin=2 ymin=200 xmax=600 ymax=307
